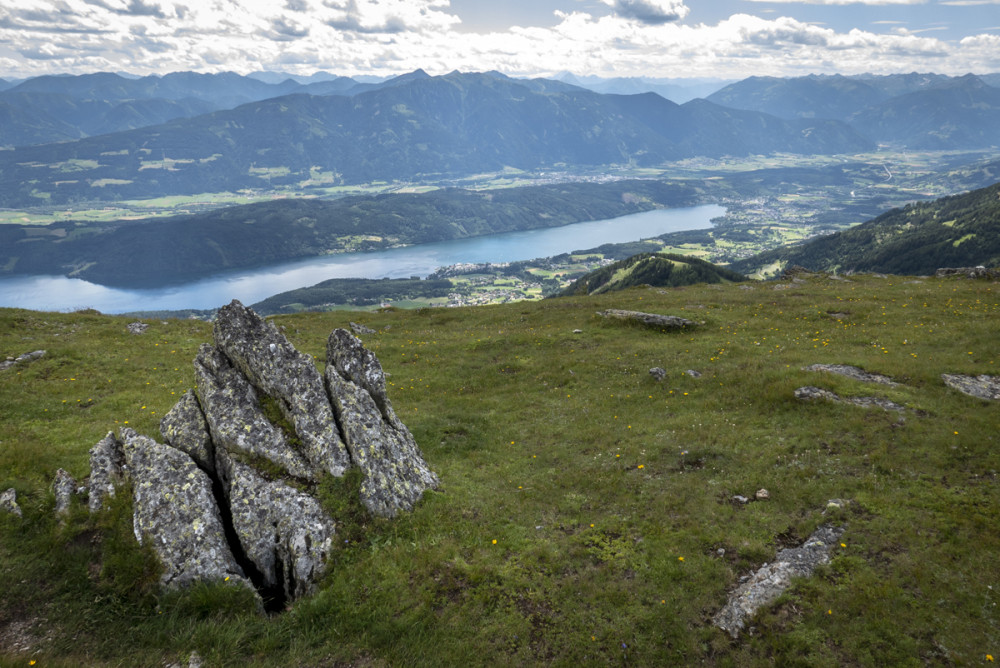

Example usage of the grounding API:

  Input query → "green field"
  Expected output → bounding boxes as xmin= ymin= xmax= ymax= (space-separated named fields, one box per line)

xmin=1 ymin=272 xmax=997 ymax=665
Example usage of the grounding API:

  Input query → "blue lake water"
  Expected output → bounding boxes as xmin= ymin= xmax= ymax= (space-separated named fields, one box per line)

xmin=0 ymin=204 xmax=723 ymax=314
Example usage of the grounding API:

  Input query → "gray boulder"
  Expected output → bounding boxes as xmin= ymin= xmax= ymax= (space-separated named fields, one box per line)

xmin=194 ymin=344 xmax=313 ymax=479
xmin=119 ymin=428 xmax=251 ymax=591
xmin=213 ymin=300 xmax=351 ymax=477
xmin=1 ymin=488 xmax=22 ymax=518
xmin=325 ymin=329 xmax=439 ymax=518
xmin=160 ymin=389 xmax=215 ymax=473
xmin=714 ymin=525 xmax=844 ymax=637
xmin=597 ymin=309 xmax=696 ymax=330
xmin=215 ymin=449 xmax=335 ymax=602
xmin=649 ymin=367 xmax=667 ymax=381
xmin=941 ymin=374 xmax=1000 ymax=400
xmin=803 ymin=364 xmax=899 ymax=387
xmin=88 ymin=432 xmax=124 ymax=512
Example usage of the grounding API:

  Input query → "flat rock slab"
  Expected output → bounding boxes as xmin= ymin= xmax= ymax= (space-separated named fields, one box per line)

xmin=597 ymin=309 xmax=696 ymax=330
xmin=0 ymin=350 xmax=45 ymax=372
xmin=714 ymin=525 xmax=844 ymax=638
xmin=941 ymin=374 xmax=1000 ymax=400
xmin=804 ymin=364 xmax=899 ymax=387
xmin=794 ymin=386 xmax=906 ymax=412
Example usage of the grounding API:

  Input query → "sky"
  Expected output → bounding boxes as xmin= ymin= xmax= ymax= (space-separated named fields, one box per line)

xmin=0 ymin=0 xmax=998 ymax=81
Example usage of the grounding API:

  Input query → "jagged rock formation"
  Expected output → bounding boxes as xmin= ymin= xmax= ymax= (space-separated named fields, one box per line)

xmin=325 ymin=328 xmax=439 ymax=518
xmin=120 ymin=427 xmax=253 ymax=591
xmin=80 ymin=299 xmax=438 ymax=608
xmin=803 ymin=364 xmax=899 ymax=387
xmin=794 ymin=386 xmax=906 ymax=412
xmin=941 ymin=374 xmax=1000 ymax=400
xmin=597 ymin=309 xmax=697 ymax=330
xmin=714 ymin=524 xmax=845 ymax=638
xmin=0 ymin=488 xmax=22 ymax=517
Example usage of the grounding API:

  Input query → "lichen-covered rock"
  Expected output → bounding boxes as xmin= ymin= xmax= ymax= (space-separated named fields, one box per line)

xmin=804 ymin=364 xmax=899 ymax=387
xmin=597 ymin=309 xmax=696 ymax=330
xmin=794 ymin=386 xmax=906 ymax=412
xmin=119 ymin=428 xmax=251 ymax=591
xmin=325 ymin=329 xmax=439 ymax=518
xmin=88 ymin=431 xmax=124 ymax=512
xmin=1 ymin=488 xmax=22 ymax=518
xmin=53 ymin=468 xmax=78 ymax=516
xmin=649 ymin=367 xmax=667 ymax=381
xmin=160 ymin=390 xmax=215 ymax=473
xmin=194 ymin=344 xmax=313 ymax=479
xmin=215 ymin=448 xmax=335 ymax=602
xmin=213 ymin=300 xmax=350 ymax=477
xmin=714 ymin=525 xmax=844 ymax=638
xmin=941 ymin=374 xmax=1000 ymax=400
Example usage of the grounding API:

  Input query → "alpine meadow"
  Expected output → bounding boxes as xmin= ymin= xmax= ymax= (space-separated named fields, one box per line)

xmin=1 ymin=0 xmax=1000 ymax=665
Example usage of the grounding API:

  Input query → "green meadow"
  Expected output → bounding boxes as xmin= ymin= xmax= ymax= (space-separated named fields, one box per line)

xmin=0 ymin=272 xmax=997 ymax=666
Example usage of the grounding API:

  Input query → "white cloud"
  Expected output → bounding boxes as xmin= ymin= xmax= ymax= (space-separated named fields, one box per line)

xmin=743 ymin=0 xmax=926 ymax=4
xmin=0 ymin=0 xmax=995 ymax=79
xmin=600 ymin=0 xmax=690 ymax=24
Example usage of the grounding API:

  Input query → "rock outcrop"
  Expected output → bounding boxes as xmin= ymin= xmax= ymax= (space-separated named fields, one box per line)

xmin=80 ymin=299 xmax=438 ymax=608
xmin=53 ymin=468 xmax=78 ymax=516
xmin=0 ymin=350 xmax=45 ymax=372
xmin=935 ymin=266 xmax=999 ymax=279
xmin=803 ymin=364 xmax=899 ymax=387
xmin=794 ymin=386 xmax=906 ymax=412
xmin=941 ymin=374 xmax=1000 ymax=400
xmin=714 ymin=524 xmax=845 ymax=638
xmin=0 ymin=488 xmax=22 ymax=517
xmin=597 ymin=309 xmax=697 ymax=330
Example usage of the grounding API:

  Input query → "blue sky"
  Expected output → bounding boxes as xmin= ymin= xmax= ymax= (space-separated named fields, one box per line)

xmin=0 ymin=0 xmax=997 ymax=80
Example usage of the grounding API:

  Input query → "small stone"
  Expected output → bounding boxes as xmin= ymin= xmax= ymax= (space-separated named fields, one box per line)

xmin=573 ymin=329 xmax=583 ymax=334
xmin=126 ymin=322 xmax=149 ymax=335
xmin=649 ymin=367 xmax=667 ymax=381
xmin=1 ymin=488 xmax=22 ymax=518
xmin=732 ymin=495 xmax=750 ymax=504
xmin=717 ymin=548 xmax=726 ymax=557
xmin=685 ymin=369 xmax=702 ymax=378
xmin=755 ymin=488 xmax=770 ymax=501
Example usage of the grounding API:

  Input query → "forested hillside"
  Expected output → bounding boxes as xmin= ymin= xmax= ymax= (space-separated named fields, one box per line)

xmin=731 ymin=181 xmax=1000 ymax=276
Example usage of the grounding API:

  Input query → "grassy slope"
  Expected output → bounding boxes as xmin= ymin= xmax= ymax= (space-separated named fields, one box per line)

xmin=1 ymin=274 xmax=998 ymax=666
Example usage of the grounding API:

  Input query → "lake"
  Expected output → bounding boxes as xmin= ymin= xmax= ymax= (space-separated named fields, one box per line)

xmin=0 ymin=204 xmax=723 ymax=314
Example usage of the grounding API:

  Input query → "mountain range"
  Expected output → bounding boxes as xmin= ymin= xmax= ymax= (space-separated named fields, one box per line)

xmin=707 ymin=73 xmax=1000 ymax=149
xmin=0 ymin=70 xmax=876 ymax=208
